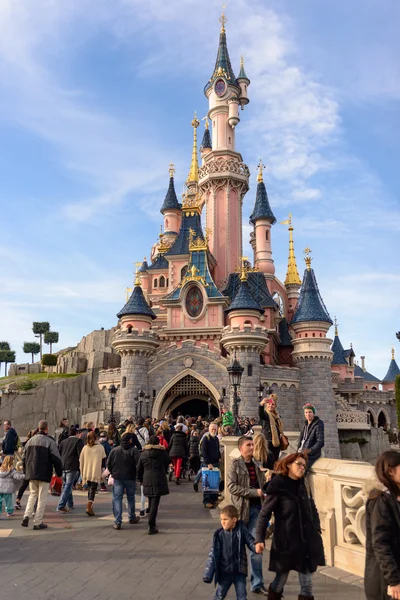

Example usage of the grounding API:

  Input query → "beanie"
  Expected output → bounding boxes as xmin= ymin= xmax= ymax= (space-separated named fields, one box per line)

xmin=303 ymin=403 xmax=316 ymax=414
xmin=222 ymin=411 xmax=234 ymax=428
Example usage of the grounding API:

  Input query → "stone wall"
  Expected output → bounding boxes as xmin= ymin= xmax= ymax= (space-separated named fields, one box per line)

xmin=261 ymin=364 xmax=300 ymax=430
xmin=339 ymin=427 xmax=391 ymax=463
xmin=8 ymin=363 xmax=42 ymax=377
xmin=57 ymin=328 xmax=120 ymax=373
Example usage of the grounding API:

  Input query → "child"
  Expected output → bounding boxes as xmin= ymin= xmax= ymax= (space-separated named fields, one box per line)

xmin=0 ymin=456 xmax=25 ymax=517
xmin=204 ymin=505 xmax=257 ymax=600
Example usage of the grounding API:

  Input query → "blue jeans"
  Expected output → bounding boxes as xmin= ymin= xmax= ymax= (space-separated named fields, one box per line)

xmin=57 ymin=470 xmax=78 ymax=510
xmin=112 ymin=479 xmax=136 ymax=525
xmin=247 ymin=504 xmax=264 ymax=591
xmin=214 ymin=573 xmax=247 ymax=600
xmin=271 ymin=570 xmax=313 ymax=596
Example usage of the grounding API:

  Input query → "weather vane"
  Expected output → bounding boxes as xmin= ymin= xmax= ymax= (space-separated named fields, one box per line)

xmin=169 ymin=162 xmax=175 ymax=177
xmin=219 ymin=3 xmax=228 ymax=32
xmin=304 ymin=247 xmax=312 ymax=269
xmin=257 ymin=159 xmax=265 ymax=183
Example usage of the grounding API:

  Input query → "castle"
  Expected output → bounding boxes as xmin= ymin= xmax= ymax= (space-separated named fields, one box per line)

xmin=90 ymin=14 xmax=398 ymax=459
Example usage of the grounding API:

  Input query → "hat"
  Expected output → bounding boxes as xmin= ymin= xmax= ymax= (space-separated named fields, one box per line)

xmin=303 ymin=403 xmax=316 ymax=414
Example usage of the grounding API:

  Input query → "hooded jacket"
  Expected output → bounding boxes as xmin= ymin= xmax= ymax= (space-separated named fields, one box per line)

xmin=0 ymin=469 xmax=25 ymax=494
xmin=107 ymin=435 xmax=138 ymax=480
xmin=168 ymin=430 xmax=188 ymax=459
xmin=255 ymin=474 xmax=325 ymax=574
xmin=297 ymin=416 xmax=324 ymax=461
xmin=2 ymin=427 xmax=18 ymax=456
xmin=137 ymin=444 xmax=170 ymax=497
xmin=23 ymin=432 xmax=62 ymax=483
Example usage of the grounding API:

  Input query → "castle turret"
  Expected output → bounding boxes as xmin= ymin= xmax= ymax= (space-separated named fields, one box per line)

xmin=236 ymin=56 xmax=250 ymax=108
xmin=250 ymin=161 xmax=276 ymax=277
xmin=280 ymin=214 xmax=301 ymax=316
xmin=160 ymin=163 xmax=182 ymax=240
xmin=112 ymin=272 xmax=159 ymax=418
xmin=330 ymin=318 xmax=355 ymax=381
xmin=200 ymin=118 xmax=212 ymax=159
xmin=382 ymin=347 xmax=400 ymax=391
xmin=290 ymin=248 xmax=340 ymax=459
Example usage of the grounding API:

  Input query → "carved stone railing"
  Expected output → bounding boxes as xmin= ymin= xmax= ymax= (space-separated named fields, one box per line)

xmin=336 ymin=410 xmax=370 ymax=430
xmin=199 ymin=157 xmax=250 ymax=180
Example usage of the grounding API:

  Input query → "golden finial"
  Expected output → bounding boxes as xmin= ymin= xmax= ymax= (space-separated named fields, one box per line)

xmin=392 ymin=347 xmax=395 ymax=360
xmin=257 ymin=159 xmax=265 ymax=183
xmin=334 ymin=316 xmax=338 ymax=336
xmin=169 ymin=162 xmax=175 ymax=178
xmin=304 ymin=247 xmax=312 ymax=270
xmin=126 ymin=286 xmax=133 ymax=301
xmin=187 ymin=112 xmax=200 ymax=184
xmin=134 ymin=261 xmax=142 ymax=287
xmin=202 ymin=116 xmax=209 ymax=130
xmin=240 ymin=256 xmax=248 ymax=282
xmin=280 ymin=214 xmax=301 ymax=286
xmin=219 ymin=3 xmax=227 ymax=33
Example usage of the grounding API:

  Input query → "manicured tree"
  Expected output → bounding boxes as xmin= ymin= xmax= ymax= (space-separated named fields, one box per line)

xmin=42 ymin=354 xmax=57 ymax=367
xmin=44 ymin=331 xmax=59 ymax=354
xmin=0 ymin=343 xmax=11 ymax=376
xmin=3 ymin=350 xmax=16 ymax=376
xmin=396 ymin=374 xmax=400 ymax=430
xmin=32 ymin=322 xmax=50 ymax=359
xmin=23 ymin=342 xmax=41 ymax=364
xmin=0 ymin=342 xmax=10 ymax=351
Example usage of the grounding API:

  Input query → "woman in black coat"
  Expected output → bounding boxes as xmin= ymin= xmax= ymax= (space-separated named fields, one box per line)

xmin=168 ymin=425 xmax=188 ymax=485
xmin=365 ymin=450 xmax=400 ymax=600
xmin=258 ymin=395 xmax=284 ymax=463
xmin=255 ymin=452 xmax=324 ymax=600
xmin=137 ymin=435 xmax=170 ymax=535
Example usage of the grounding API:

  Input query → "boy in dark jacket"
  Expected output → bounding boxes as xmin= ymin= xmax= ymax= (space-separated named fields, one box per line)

xmin=204 ymin=504 xmax=256 ymax=600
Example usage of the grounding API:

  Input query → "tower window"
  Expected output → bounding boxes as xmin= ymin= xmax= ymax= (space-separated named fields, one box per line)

xmin=159 ymin=275 xmax=166 ymax=288
xmin=181 ymin=265 xmax=188 ymax=280
xmin=122 ymin=377 xmax=126 ymax=389
xmin=127 ymin=326 xmax=133 ymax=334
xmin=154 ymin=279 xmax=158 ymax=288
xmin=247 ymin=364 xmax=253 ymax=377
xmin=229 ymin=137 xmax=231 ymax=144
xmin=266 ymin=230 xmax=269 ymax=241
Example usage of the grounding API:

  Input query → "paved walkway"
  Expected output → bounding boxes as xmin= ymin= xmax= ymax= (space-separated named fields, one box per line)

xmin=0 ymin=481 xmax=365 ymax=600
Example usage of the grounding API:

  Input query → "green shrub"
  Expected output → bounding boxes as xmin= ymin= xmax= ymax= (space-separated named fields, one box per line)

xmin=16 ymin=378 xmax=37 ymax=391
xmin=341 ymin=437 xmax=368 ymax=445
xmin=42 ymin=354 xmax=57 ymax=367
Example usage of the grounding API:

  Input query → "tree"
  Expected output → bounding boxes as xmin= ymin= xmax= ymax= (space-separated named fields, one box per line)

xmin=23 ymin=342 xmax=41 ymax=364
xmin=0 ymin=341 xmax=10 ymax=351
xmin=44 ymin=331 xmax=59 ymax=354
xmin=0 ymin=343 xmax=13 ymax=376
xmin=42 ymin=354 xmax=57 ymax=367
xmin=3 ymin=350 xmax=16 ymax=376
xmin=32 ymin=322 xmax=50 ymax=360
xmin=396 ymin=374 xmax=400 ymax=430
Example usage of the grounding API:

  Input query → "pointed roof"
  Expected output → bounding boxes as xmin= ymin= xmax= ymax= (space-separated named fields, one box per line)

xmin=382 ymin=349 xmax=400 ymax=382
xmin=331 ymin=333 xmax=347 ymax=365
xmin=291 ymin=264 xmax=333 ymax=325
xmin=166 ymin=210 xmax=204 ymax=256
xmin=223 ymin=271 xmax=277 ymax=309
xmin=249 ymin=164 xmax=276 ymax=225
xmin=201 ymin=127 xmax=212 ymax=150
xmin=160 ymin=176 xmax=180 ymax=214
xmin=204 ymin=23 xmax=240 ymax=93
xmin=147 ymin=253 xmax=169 ymax=271
xmin=281 ymin=215 xmax=301 ymax=286
xmin=187 ymin=114 xmax=200 ymax=184
xmin=225 ymin=277 xmax=263 ymax=314
xmin=237 ymin=56 xmax=250 ymax=82
xmin=117 ymin=285 xmax=156 ymax=320
xmin=278 ymin=318 xmax=293 ymax=346
xmin=354 ymin=364 xmax=381 ymax=383
xmin=138 ymin=258 xmax=149 ymax=272
xmin=165 ymin=247 xmax=223 ymax=301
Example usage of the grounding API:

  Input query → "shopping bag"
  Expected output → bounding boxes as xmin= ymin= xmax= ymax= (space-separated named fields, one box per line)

xmin=202 ymin=467 xmax=220 ymax=493
xmin=50 ymin=475 xmax=63 ymax=496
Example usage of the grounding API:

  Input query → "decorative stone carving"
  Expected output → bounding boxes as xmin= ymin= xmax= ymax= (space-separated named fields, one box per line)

xmin=336 ymin=411 xmax=369 ymax=425
xmin=183 ymin=356 xmax=193 ymax=368
xmin=341 ymin=485 xmax=366 ymax=546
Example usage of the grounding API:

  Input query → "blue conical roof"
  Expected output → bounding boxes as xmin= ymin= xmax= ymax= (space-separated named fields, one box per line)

xmin=205 ymin=29 xmax=240 ymax=93
xmin=354 ymin=364 xmax=381 ymax=383
xmin=331 ymin=335 xmax=347 ymax=365
xmin=250 ymin=181 xmax=276 ymax=225
xmin=225 ymin=279 xmax=263 ymax=314
xmin=291 ymin=268 xmax=333 ymax=325
xmin=117 ymin=285 xmax=156 ymax=320
xmin=138 ymin=259 xmax=149 ymax=273
xmin=222 ymin=271 xmax=277 ymax=309
xmin=237 ymin=60 xmax=249 ymax=81
xmin=279 ymin=318 xmax=293 ymax=346
xmin=147 ymin=253 xmax=169 ymax=271
xmin=160 ymin=177 xmax=180 ymax=214
xmin=167 ymin=211 xmax=204 ymax=256
xmin=201 ymin=128 xmax=212 ymax=149
xmin=382 ymin=358 xmax=400 ymax=383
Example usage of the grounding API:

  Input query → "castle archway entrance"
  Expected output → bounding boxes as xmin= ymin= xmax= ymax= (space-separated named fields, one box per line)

xmin=153 ymin=372 xmax=220 ymax=419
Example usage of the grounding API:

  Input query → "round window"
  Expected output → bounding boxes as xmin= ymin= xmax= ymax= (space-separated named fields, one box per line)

xmin=185 ymin=286 xmax=204 ymax=318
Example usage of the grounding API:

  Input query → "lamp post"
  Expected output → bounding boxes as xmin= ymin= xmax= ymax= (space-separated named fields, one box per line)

xmin=208 ymin=397 xmax=212 ymax=421
xmin=227 ymin=353 xmax=244 ymax=435
xmin=108 ymin=384 xmax=117 ymax=424
xmin=138 ymin=389 xmax=145 ymax=417
xmin=145 ymin=394 xmax=151 ymax=417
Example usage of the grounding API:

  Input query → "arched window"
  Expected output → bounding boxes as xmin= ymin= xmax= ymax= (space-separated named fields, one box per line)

xmin=122 ymin=377 xmax=126 ymax=389
xmin=154 ymin=279 xmax=158 ymax=288
xmin=159 ymin=275 xmax=166 ymax=288
xmin=247 ymin=364 xmax=253 ymax=377
xmin=244 ymin=320 xmax=252 ymax=325
xmin=181 ymin=265 xmax=188 ymax=280
xmin=127 ymin=325 xmax=133 ymax=334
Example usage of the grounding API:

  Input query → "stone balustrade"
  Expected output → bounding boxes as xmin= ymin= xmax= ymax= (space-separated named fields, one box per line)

xmin=336 ymin=410 xmax=370 ymax=430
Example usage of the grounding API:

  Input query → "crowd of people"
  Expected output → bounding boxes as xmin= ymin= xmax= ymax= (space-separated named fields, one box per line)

xmin=1 ymin=394 xmax=400 ymax=600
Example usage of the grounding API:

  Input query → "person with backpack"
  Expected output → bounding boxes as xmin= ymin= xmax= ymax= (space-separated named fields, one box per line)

xmin=107 ymin=433 xmax=141 ymax=530
xmin=2 ymin=420 xmax=19 ymax=457
xmin=168 ymin=424 xmax=189 ymax=485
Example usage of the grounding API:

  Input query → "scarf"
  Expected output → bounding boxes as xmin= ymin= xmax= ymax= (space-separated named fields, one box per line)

xmin=266 ymin=410 xmax=283 ymax=448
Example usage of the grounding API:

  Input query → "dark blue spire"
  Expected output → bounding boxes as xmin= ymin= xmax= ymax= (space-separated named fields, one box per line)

xmin=291 ymin=267 xmax=333 ymax=325
xmin=225 ymin=278 xmax=264 ymax=314
xmin=382 ymin=355 xmax=400 ymax=383
xmin=249 ymin=180 xmax=276 ymax=225
xmin=138 ymin=259 xmax=149 ymax=273
xmin=331 ymin=334 xmax=347 ymax=365
xmin=160 ymin=176 xmax=180 ymax=214
xmin=204 ymin=28 xmax=240 ymax=93
xmin=166 ymin=211 xmax=204 ymax=256
xmin=201 ymin=127 xmax=212 ymax=149
xmin=117 ymin=285 xmax=156 ymax=320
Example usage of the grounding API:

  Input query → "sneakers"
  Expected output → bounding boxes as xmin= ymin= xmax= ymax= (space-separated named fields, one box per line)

xmin=252 ymin=587 xmax=268 ymax=596
xmin=21 ymin=517 xmax=29 ymax=527
xmin=204 ymin=503 xmax=214 ymax=509
xmin=113 ymin=523 xmax=121 ymax=530
xmin=129 ymin=516 xmax=140 ymax=524
xmin=139 ymin=509 xmax=146 ymax=517
xmin=33 ymin=523 xmax=48 ymax=530
xmin=193 ymin=482 xmax=199 ymax=492
xmin=15 ymin=500 xmax=22 ymax=510
xmin=57 ymin=507 xmax=70 ymax=513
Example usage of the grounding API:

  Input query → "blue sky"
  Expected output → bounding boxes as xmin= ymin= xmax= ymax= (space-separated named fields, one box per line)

xmin=0 ymin=0 xmax=399 ymax=378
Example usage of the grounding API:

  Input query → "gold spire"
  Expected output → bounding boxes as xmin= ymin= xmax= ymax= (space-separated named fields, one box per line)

xmin=280 ymin=214 xmax=301 ymax=286
xmin=304 ymin=247 xmax=312 ymax=270
xmin=169 ymin=162 xmax=175 ymax=178
xmin=240 ymin=256 xmax=249 ymax=282
xmin=187 ymin=112 xmax=200 ymax=184
xmin=392 ymin=347 xmax=395 ymax=360
xmin=219 ymin=3 xmax=227 ymax=33
xmin=202 ymin=116 xmax=209 ymax=130
xmin=257 ymin=159 xmax=265 ymax=183
xmin=334 ymin=316 xmax=338 ymax=336
xmin=134 ymin=261 xmax=142 ymax=286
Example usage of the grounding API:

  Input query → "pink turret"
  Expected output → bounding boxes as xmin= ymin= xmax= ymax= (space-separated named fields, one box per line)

xmin=249 ymin=161 xmax=276 ymax=278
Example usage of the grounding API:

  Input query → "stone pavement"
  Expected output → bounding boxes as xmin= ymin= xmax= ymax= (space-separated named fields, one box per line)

xmin=0 ymin=481 xmax=365 ymax=600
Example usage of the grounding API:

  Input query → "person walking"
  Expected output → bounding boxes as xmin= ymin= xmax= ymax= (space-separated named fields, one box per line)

xmin=99 ymin=432 xmax=112 ymax=491
xmin=297 ymin=404 xmax=324 ymax=471
xmin=55 ymin=418 xmax=69 ymax=447
xmin=21 ymin=420 xmax=63 ymax=530
xmin=168 ymin=424 xmax=188 ymax=485
xmin=0 ymin=456 xmax=25 ymax=517
xmin=364 ymin=450 xmax=400 ymax=600
xmin=107 ymin=422 xmax=121 ymax=448
xmin=227 ymin=436 xmax=267 ymax=596
xmin=137 ymin=435 xmax=170 ymax=535
xmin=189 ymin=429 xmax=201 ymax=476
xmin=79 ymin=431 xmax=106 ymax=516
xmin=203 ymin=504 xmax=256 ymax=600
xmin=15 ymin=428 xmax=38 ymax=511
xmin=2 ymin=420 xmax=19 ymax=456
xmin=57 ymin=426 xmax=84 ymax=513
xmin=107 ymin=432 xmax=141 ymax=530
xmin=255 ymin=452 xmax=325 ymax=600
xmin=200 ymin=422 xmax=220 ymax=508
xmin=258 ymin=396 xmax=284 ymax=464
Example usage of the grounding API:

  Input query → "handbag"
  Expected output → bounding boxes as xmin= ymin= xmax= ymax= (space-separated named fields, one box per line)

xmin=280 ymin=434 xmax=289 ymax=451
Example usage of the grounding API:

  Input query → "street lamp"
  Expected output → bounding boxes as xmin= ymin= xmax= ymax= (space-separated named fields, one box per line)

xmin=208 ymin=397 xmax=212 ymax=421
xmin=138 ymin=389 xmax=145 ymax=417
xmin=108 ymin=384 xmax=117 ymax=424
xmin=227 ymin=353 xmax=244 ymax=435
xmin=145 ymin=394 xmax=151 ymax=416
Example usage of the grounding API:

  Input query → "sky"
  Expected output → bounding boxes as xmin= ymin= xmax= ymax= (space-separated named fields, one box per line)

xmin=0 ymin=0 xmax=399 ymax=378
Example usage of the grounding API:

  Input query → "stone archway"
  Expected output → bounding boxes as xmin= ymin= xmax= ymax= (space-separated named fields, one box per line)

xmin=377 ymin=408 xmax=390 ymax=430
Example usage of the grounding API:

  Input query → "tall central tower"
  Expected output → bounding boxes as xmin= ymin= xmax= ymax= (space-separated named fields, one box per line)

xmin=199 ymin=10 xmax=250 ymax=286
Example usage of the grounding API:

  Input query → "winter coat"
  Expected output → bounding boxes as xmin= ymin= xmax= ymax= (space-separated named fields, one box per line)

xmin=200 ymin=434 xmax=220 ymax=465
xmin=255 ymin=474 xmax=325 ymax=574
xmin=227 ymin=456 xmax=265 ymax=524
xmin=59 ymin=436 xmax=84 ymax=471
xmin=0 ymin=469 xmax=25 ymax=494
xmin=107 ymin=437 xmax=137 ymax=481
xmin=365 ymin=491 xmax=400 ymax=600
xmin=137 ymin=444 xmax=170 ymax=497
xmin=168 ymin=430 xmax=189 ymax=459
xmin=258 ymin=406 xmax=283 ymax=445
xmin=56 ymin=426 xmax=69 ymax=448
xmin=204 ymin=521 xmax=256 ymax=584
xmin=2 ymin=427 xmax=19 ymax=456
xmin=297 ymin=417 xmax=325 ymax=465
xmin=79 ymin=443 xmax=106 ymax=484
xmin=189 ymin=436 xmax=200 ymax=457
xmin=135 ymin=427 xmax=149 ymax=449
xmin=23 ymin=432 xmax=62 ymax=483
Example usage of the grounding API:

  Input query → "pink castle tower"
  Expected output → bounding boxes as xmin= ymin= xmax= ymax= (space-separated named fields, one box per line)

xmin=199 ymin=9 xmax=250 ymax=286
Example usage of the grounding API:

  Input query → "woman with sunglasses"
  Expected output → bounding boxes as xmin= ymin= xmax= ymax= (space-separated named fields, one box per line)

xmin=254 ymin=452 xmax=324 ymax=600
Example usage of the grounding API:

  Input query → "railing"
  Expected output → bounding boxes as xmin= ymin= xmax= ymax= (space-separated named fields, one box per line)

xmin=336 ymin=410 xmax=370 ymax=430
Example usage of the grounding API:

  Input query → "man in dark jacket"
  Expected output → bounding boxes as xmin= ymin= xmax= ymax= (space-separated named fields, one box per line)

xmin=22 ymin=420 xmax=62 ymax=530
xmin=107 ymin=433 xmax=140 ymax=530
xmin=297 ymin=403 xmax=325 ymax=470
xmin=200 ymin=422 xmax=220 ymax=509
xmin=2 ymin=420 xmax=19 ymax=456
xmin=57 ymin=426 xmax=84 ymax=512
